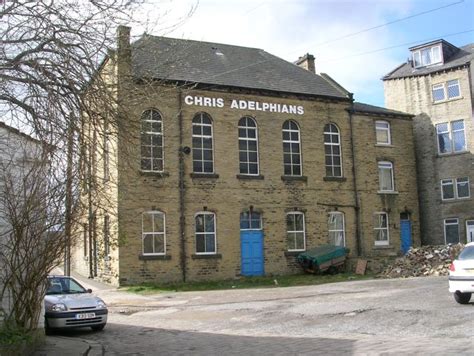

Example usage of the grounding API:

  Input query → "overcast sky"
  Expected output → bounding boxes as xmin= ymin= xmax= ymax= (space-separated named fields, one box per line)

xmin=134 ymin=0 xmax=474 ymax=107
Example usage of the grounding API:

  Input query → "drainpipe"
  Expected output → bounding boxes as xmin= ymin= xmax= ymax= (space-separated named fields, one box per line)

xmin=178 ymin=89 xmax=187 ymax=282
xmin=348 ymin=93 xmax=362 ymax=256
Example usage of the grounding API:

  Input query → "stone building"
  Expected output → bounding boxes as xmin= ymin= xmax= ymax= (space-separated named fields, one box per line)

xmin=384 ymin=40 xmax=474 ymax=245
xmin=72 ymin=26 xmax=420 ymax=285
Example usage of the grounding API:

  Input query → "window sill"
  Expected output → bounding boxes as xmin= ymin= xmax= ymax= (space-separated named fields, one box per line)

xmin=377 ymin=191 xmax=399 ymax=195
xmin=190 ymin=173 xmax=219 ymax=179
xmin=191 ymin=253 xmax=222 ymax=259
xmin=375 ymin=144 xmax=394 ymax=148
xmin=138 ymin=254 xmax=171 ymax=261
xmin=236 ymin=174 xmax=264 ymax=180
xmin=140 ymin=171 xmax=170 ymax=178
xmin=281 ymin=175 xmax=308 ymax=182
xmin=432 ymin=96 xmax=463 ymax=105
xmin=285 ymin=251 xmax=304 ymax=257
xmin=441 ymin=197 xmax=471 ymax=203
xmin=373 ymin=245 xmax=392 ymax=250
xmin=323 ymin=177 xmax=347 ymax=182
xmin=437 ymin=151 xmax=469 ymax=158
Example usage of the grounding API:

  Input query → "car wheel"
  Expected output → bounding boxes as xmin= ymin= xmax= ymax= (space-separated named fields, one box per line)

xmin=91 ymin=323 xmax=106 ymax=331
xmin=454 ymin=291 xmax=472 ymax=304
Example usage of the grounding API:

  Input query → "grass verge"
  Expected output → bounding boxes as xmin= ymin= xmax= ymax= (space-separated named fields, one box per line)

xmin=125 ymin=272 xmax=373 ymax=294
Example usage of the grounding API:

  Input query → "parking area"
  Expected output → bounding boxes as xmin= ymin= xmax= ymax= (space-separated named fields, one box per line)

xmin=47 ymin=276 xmax=474 ymax=354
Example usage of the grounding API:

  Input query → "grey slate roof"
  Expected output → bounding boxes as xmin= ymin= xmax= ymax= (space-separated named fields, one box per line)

xmin=131 ymin=35 xmax=349 ymax=99
xmin=352 ymin=102 xmax=412 ymax=118
xmin=383 ymin=43 xmax=474 ymax=80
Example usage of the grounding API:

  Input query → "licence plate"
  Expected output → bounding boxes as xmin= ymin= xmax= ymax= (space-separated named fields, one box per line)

xmin=76 ymin=313 xmax=95 ymax=320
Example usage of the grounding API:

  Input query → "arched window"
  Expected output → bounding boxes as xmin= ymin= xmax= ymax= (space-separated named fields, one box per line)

xmin=238 ymin=116 xmax=259 ymax=175
xmin=282 ymin=120 xmax=302 ymax=176
xmin=142 ymin=211 xmax=166 ymax=255
xmin=323 ymin=123 xmax=342 ymax=177
xmin=140 ymin=109 xmax=163 ymax=172
xmin=192 ymin=113 xmax=214 ymax=173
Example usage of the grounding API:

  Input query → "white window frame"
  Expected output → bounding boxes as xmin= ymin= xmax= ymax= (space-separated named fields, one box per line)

xmin=140 ymin=109 xmax=164 ymax=172
xmin=432 ymin=83 xmax=446 ymax=102
xmin=192 ymin=112 xmax=214 ymax=174
xmin=375 ymin=120 xmax=391 ymax=145
xmin=238 ymin=116 xmax=259 ymax=176
xmin=328 ymin=212 xmax=345 ymax=247
xmin=240 ymin=211 xmax=263 ymax=230
xmin=446 ymin=79 xmax=461 ymax=99
xmin=282 ymin=120 xmax=302 ymax=176
xmin=378 ymin=161 xmax=394 ymax=192
xmin=324 ymin=123 xmax=343 ymax=178
xmin=374 ymin=212 xmax=389 ymax=246
xmin=436 ymin=120 xmax=466 ymax=154
xmin=441 ymin=179 xmax=455 ymax=201
xmin=412 ymin=45 xmax=442 ymax=68
xmin=456 ymin=177 xmax=470 ymax=199
xmin=444 ymin=218 xmax=460 ymax=244
xmin=286 ymin=211 xmax=306 ymax=252
xmin=142 ymin=211 xmax=166 ymax=256
xmin=195 ymin=212 xmax=217 ymax=255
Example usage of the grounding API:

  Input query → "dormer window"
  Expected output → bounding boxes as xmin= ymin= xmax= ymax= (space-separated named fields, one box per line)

xmin=412 ymin=45 xmax=442 ymax=68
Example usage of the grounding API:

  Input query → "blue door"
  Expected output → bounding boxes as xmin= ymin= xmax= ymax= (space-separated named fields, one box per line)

xmin=241 ymin=230 xmax=264 ymax=276
xmin=400 ymin=220 xmax=412 ymax=254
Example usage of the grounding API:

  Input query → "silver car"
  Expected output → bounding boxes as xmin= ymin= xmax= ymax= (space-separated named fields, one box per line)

xmin=44 ymin=275 xmax=108 ymax=334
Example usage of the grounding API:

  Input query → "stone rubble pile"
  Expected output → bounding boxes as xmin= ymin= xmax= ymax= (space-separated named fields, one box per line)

xmin=379 ymin=243 xmax=465 ymax=278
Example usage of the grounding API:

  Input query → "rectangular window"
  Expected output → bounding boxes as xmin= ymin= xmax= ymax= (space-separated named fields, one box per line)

xmin=441 ymin=179 xmax=455 ymax=200
xmin=328 ymin=212 xmax=345 ymax=247
xmin=436 ymin=120 xmax=466 ymax=154
xmin=444 ymin=218 xmax=459 ymax=244
xmin=413 ymin=45 xmax=442 ymax=68
xmin=456 ymin=177 xmax=470 ymax=199
xmin=447 ymin=79 xmax=460 ymax=99
xmin=432 ymin=83 xmax=446 ymax=102
xmin=375 ymin=121 xmax=391 ymax=145
xmin=142 ymin=211 xmax=165 ymax=255
xmin=374 ymin=213 xmax=389 ymax=245
xmin=378 ymin=161 xmax=394 ymax=192
xmin=195 ymin=212 xmax=216 ymax=254
xmin=287 ymin=212 xmax=306 ymax=251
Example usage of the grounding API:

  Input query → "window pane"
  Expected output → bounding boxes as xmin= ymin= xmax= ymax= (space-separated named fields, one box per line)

xmin=249 ymin=163 xmax=258 ymax=174
xmin=193 ymin=160 xmax=202 ymax=173
xmin=442 ymin=180 xmax=455 ymax=199
xmin=143 ymin=234 xmax=154 ymax=254
xmin=195 ymin=215 xmax=204 ymax=233
xmin=153 ymin=214 xmax=164 ymax=233
xmin=457 ymin=178 xmax=470 ymax=198
xmin=445 ymin=223 xmax=459 ymax=244
xmin=453 ymin=131 xmax=465 ymax=152
xmin=196 ymin=234 xmax=205 ymax=253
xmin=141 ymin=158 xmax=151 ymax=170
xmin=154 ymin=234 xmax=165 ymax=253
xmin=295 ymin=233 xmax=305 ymax=250
xmin=447 ymin=80 xmax=460 ymax=98
xmin=203 ymin=161 xmax=213 ymax=173
xmin=205 ymin=214 xmax=215 ymax=233
xmin=438 ymin=133 xmax=451 ymax=153
xmin=205 ymin=234 xmax=216 ymax=253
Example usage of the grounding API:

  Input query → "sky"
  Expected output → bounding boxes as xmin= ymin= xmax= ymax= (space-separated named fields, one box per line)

xmin=132 ymin=0 xmax=474 ymax=107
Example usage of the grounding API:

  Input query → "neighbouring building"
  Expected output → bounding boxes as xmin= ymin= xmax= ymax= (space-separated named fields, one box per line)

xmin=72 ymin=26 xmax=420 ymax=285
xmin=384 ymin=39 xmax=474 ymax=245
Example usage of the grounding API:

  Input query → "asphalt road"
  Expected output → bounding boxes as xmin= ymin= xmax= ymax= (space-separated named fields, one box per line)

xmin=60 ymin=275 xmax=474 ymax=355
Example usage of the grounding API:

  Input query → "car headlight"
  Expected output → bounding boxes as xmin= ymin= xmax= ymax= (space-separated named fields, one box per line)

xmin=50 ymin=303 xmax=67 ymax=312
xmin=96 ymin=300 xmax=107 ymax=309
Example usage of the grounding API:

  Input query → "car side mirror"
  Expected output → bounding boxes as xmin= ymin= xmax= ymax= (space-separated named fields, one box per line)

xmin=87 ymin=289 xmax=92 ymax=293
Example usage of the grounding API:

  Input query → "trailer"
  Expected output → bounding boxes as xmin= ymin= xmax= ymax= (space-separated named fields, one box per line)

xmin=297 ymin=245 xmax=350 ymax=274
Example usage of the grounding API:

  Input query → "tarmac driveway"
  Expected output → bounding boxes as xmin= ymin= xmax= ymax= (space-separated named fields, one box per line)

xmin=58 ymin=275 xmax=474 ymax=355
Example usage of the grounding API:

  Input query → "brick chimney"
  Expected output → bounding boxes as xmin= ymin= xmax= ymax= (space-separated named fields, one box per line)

xmin=295 ymin=53 xmax=315 ymax=73
xmin=117 ymin=25 xmax=131 ymax=77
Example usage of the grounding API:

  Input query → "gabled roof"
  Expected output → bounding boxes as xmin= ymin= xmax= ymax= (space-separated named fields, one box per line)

xmin=383 ymin=43 xmax=474 ymax=80
xmin=130 ymin=35 xmax=349 ymax=100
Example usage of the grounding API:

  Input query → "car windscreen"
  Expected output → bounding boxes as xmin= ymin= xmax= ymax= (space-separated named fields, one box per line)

xmin=458 ymin=246 xmax=474 ymax=260
xmin=46 ymin=277 xmax=87 ymax=294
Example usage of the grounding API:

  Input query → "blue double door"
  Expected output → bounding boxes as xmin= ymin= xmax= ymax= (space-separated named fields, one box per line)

xmin=241 ymin=230 xmax=264 ymax=276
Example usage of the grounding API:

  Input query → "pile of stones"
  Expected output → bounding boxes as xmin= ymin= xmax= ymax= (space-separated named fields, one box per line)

xmin=379 ymin=243 xmax=465 ymax=278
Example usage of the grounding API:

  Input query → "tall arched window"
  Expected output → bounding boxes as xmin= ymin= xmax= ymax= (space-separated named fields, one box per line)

xmin=141 ymin=109 xmax=163 ymax=172
xmin=282 ymin=120 xmax=302 ymax=176
xmin=323 ymin=123 xmax=342 ymax=177
xmin=192 ymin=113 xmax=214 ymax=173
xmin=238 ymin=116 xmax=259 ymax=175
